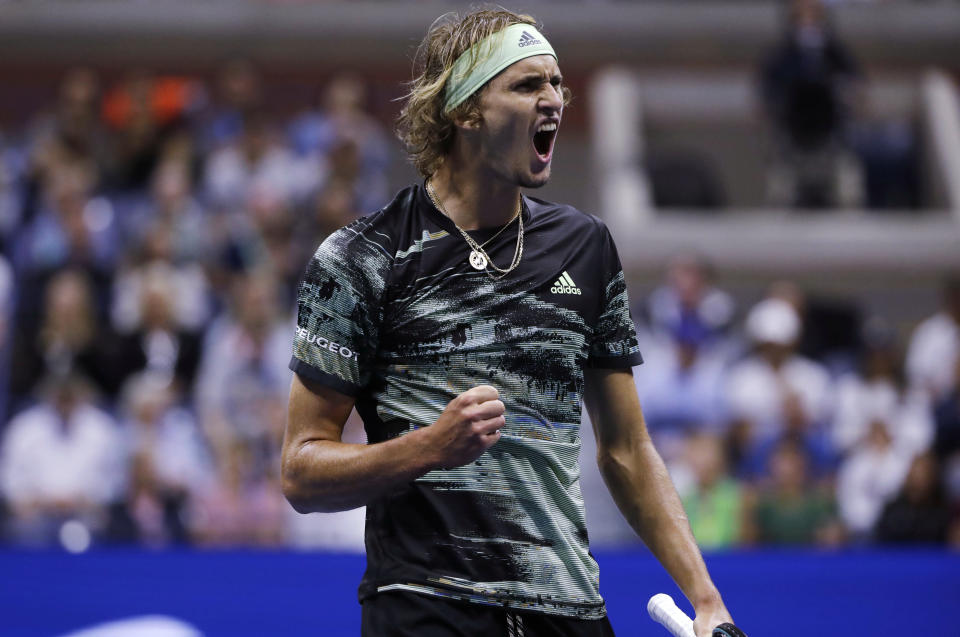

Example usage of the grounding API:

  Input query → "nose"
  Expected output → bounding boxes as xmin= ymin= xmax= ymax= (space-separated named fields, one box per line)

xmin=539 ymin=84 xmax=563 ymax=115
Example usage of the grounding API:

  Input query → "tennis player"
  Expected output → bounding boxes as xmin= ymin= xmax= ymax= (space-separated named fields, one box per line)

xmin=283 ymin=8 xmax=735 ymax=636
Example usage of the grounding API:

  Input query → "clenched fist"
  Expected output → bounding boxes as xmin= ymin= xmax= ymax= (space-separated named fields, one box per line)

xmin=423 ymin=385 xmax=505 ymax=469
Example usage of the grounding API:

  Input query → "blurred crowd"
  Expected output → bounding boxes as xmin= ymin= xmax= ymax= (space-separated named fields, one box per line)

xmin=629 ymin=256 xmax=960 ymax=549
xmin=0 ymin=57 xmax=957 ymax=554
xmin=0 ymin=62 xmax=388 ymax=550
xmin=756 ymin=0 xmax=920 ymax=210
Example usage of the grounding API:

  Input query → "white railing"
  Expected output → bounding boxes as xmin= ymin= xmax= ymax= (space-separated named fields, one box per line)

xmin=922 ymin=70 xmax=960 ymax=219
xmin=591 ymin=67 xmax=960 ymax=272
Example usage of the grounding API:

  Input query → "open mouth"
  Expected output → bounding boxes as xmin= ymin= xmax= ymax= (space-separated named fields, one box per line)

xmin=533 ymin=121 xmax=558 ymax=158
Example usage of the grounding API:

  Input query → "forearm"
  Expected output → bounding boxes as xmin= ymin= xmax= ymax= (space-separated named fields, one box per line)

xmin=599 ymin=437 xmax=721 ymax=608
xmin=282 ymin=428 xmax=436 ymax=513
xmin=284 ymin=375 xmax=503 ymax=515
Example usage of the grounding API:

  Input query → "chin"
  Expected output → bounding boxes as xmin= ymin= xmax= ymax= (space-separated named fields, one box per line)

xmin=520 ymin=169 xmax=551 ymax=189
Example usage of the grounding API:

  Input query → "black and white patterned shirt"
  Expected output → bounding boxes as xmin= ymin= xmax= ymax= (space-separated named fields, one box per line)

xmin=290 ymin=183 xmax=642 ymax=619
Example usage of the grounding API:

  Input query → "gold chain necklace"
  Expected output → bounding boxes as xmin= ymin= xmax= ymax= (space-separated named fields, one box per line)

xmin=426 ymin=179 xmax=524 ymax=280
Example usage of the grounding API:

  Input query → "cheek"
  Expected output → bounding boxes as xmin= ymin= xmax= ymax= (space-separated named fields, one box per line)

xmin=483 ymin=121 xmax=527 ymax=157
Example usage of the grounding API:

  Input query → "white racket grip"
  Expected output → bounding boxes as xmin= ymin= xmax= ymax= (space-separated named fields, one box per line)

xmin=648 ymin=593 xmax=696 ymax=637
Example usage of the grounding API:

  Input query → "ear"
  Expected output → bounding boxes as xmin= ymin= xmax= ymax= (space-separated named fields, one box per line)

xmin=451 ymin=108 xmax=483 ymax=131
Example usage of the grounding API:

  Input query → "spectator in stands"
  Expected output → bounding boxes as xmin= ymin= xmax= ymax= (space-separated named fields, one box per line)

xmin=203 ymin=109 xmax=318 ymax=212
xmin=112 ymin=262 xmax=205 ymax=393
xmin=767 ymin=279 xmax=861 ymax=376
xmin=200 ymin=59 xmax=262 ymax=153
xmin=22 ymin=68 xmax=105 ymax=229
xmin=120 ymin=159 xmax=210 ymax=265
xmin=296 ymin=179 xmax=364 ymax=265
xmin=101 ymin=71 xmax=203 ymax=193
xmin=225 ymin=187 xmax=301 ymax=305
xmin=188 ymin=439 xmax=286 ymax=547
xmin=837 ymin=419 xmax=915 ymax=541
xmin=680 ymin=432 xmax=744 ymax=549
xmin=14 ymin=163 xmax=116 ymax=315
xmin=932 ymin=355 xmax=960 ymax=523
xmin=745 ymin=440 xmax=842 ymax=546
xmin=933 ymin=354 xmax=960 ymax=461
xmin=106 ymin=372 xmax=211 ymax=546
xmin=0 ymin=131 xmax=26 ymax=240
xmin=9 ymin=269 xmax=124 ymax=407
xmin=111 ymin=223 xmax=212 ymax=335
xmin=832 ymin=317 xmax=933 ymax=457
xmin=287 ymin=73 xmax=390 ymax=214
xmin=0 ymin=372 xmax=126 ymax=547
xmin=874 ymin=452 xmax=951 ymax=545
xmin=759 ymin=0 xmax=864 ymax=208
xmin=644 ymin=254 xmax=736 ymax=347
xmin=195 ymin=269 xmax=292 ymax=468
xmin=633 ymin=319 xmax=729 ymax=463
xmin=635 ymin=254 xmax=737 ymax=460
xmin=725 ymin=296 xmax=832 ymax=476
xmin=906 ymin=276 xmax=960 ymax=403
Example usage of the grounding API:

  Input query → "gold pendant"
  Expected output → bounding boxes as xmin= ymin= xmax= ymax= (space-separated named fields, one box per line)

xmin=469 ymin=251 xmax=487 ymax=270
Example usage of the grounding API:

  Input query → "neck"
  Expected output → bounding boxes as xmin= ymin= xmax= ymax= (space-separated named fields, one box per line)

xmin=429 ymin=160 xmax=520 ymax=231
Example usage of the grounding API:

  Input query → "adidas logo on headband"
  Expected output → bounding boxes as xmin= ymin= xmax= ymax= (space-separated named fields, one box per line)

xmin=518 ymin=31 xmax=542 ymax=47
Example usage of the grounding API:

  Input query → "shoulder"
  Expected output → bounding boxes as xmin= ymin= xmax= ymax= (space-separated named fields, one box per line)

xmin=911 ymin=312 xmax=957 ymax=343
xmin=308 ymin=185 xmax=425 ymax=275
xmin=4 ymin=406 xmax=55 ymax=443
xmin=316 ymin=185 xmax=420 ymax=260
xmin=727 ymin=357 xmax=774 ymax=387
xmin=525 ymin=195 xmax=610 ymax=235
xmin=785 ymin=356 xmax=831 ymax=385
xmin=75 ymin=404 xmax=119 ymax=432
xmin=524 ymin=196 xmax=618 ymax=265
xmin=302 ymin=185 xmax=427 ymax=301
xmin=834 ymin=373 xmax=863 ymax=394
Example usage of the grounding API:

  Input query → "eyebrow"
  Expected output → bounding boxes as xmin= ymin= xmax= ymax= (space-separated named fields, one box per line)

xmin=514 ymin=73 xmax=563 ymax=84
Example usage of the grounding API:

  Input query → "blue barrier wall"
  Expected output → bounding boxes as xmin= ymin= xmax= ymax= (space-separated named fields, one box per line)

xmin=1 ymin=550 xmax=957 ymax=636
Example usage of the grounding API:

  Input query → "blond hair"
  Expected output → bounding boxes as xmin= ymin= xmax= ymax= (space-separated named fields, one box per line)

xmin=396 ymin=8 xmax=570 ymax=177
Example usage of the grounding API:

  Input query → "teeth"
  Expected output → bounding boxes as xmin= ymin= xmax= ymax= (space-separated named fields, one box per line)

xmin=537 ymin=122 xmax=557 ymax=133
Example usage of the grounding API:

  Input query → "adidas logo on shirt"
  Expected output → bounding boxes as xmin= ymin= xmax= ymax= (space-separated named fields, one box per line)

xmin=551 ymin=271 xmax=582 ymax=295
xmin=518 ymin=31 xmax=542 ymax=47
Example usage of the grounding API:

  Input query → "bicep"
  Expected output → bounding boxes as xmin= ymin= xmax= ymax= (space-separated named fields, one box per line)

xmin=284 ymin=373 xmax=356 ymax=451
xmin=583 ymin=367 xmax=649 ymax=452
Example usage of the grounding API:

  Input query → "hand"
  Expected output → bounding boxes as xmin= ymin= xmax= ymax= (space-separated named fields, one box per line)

xmin=423 ymin=385 xmax=504 ymax=469
xmin=693 ymin=600 xmax=735 ymax=637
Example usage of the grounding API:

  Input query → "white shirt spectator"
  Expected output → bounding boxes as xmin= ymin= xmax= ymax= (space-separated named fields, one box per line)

xmin=832 ymin=375 xmax=933 ymax=456
xmin=836 ymin=423 xmax=914 ymax=537
xmin=111 ymin=261 xmax=212 ymax=333
xmin=204 ymin=143 xmax=321 ymax=212
xmin=195 ymin=313 xmax=294 ymax=445
xmin=726 ymin=354 xmax=832 ymax=443
xmin=125 ymin=405 xmax=213 ymax=496
xmin=726 ymin=297 xmax=832 ymax=445
xmin=634 ymin=335 xmax=730 ymax=430
xmin=0 ymin=403 xmax=125 ymax=507
xmin=906 ymin=311 xmax=960 ymax=401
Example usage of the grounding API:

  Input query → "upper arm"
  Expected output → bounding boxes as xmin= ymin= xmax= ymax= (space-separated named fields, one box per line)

xmin=283 ymin=373 xmax=356 ymax=457
xmin=583 ymin=367 xmax=649 ymax=453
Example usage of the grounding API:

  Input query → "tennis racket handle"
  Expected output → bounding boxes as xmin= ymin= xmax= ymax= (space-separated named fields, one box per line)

xmin=648 ymin=593 xmax=696 ymax=637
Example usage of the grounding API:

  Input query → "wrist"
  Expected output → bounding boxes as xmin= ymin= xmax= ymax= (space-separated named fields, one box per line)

xmin=689 ymin=586 xmax=724 ymax=612
xmin=403 ymin=425 xmax=443 ymax=474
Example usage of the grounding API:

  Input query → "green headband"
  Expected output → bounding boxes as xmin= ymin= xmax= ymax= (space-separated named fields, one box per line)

xmin=444 ymin=23 xmax=557 ymax=113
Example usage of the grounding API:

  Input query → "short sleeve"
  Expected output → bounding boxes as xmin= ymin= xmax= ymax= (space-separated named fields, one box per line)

xmin=290 ymin=222 xmax=392 ymax=396
xmin=588 ymin=225 xmax=643 ymax=368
